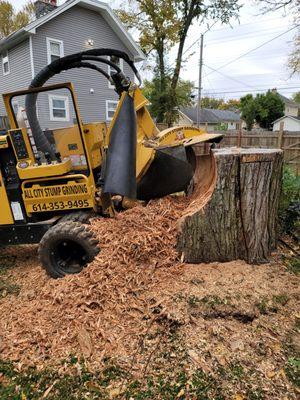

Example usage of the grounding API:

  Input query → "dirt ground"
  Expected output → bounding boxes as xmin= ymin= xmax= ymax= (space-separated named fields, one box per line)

xmin=0 ymin=197 xmax=299 ymax=399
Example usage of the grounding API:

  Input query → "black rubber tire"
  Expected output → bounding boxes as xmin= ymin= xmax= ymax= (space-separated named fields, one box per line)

xmin=39 ymin=221 xmax=100 ymax=279
xmin=58 ymin=211 xmax=96 ymax=225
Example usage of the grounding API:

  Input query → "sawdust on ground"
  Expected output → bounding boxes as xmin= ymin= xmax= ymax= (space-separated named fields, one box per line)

xmin=0 ymin=195 xmax=299 ymax=398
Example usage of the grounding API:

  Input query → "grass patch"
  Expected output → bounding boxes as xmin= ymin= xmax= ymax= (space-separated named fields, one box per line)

xmin=285 ymin=358 xmax=300 ymax=387
xmin=255 ymin=296 xmax=284 ymax=315
xmin=287 ymin=257 xmax=300 ymax=275
xmin=187 ymin=294 xmax=231 ymax=309
xmin=255 ymin=297 xmax=269 ymax=315
xmin=200 ymin=295 xmax=230 ymax=307
xmin=187 ymin=295 xmax=200 ymax=308
xmin=0 ymin=255 xmax=19 ymax=297
xmin=272 ymin=293 xmax=290 ymax=306
xmin=0 ymin=358 xmax=126 ymax=400
xmin=282 ymin=318 xmax=300 ymax=389
xmin=0 ymin=255 xmax=16 ymax=275
xmin=0 ymin=278 xmax=20 ymax=296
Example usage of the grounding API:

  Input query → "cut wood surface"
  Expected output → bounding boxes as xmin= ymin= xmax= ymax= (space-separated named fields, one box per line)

xmin=177 ymin=147 xmax=283 ymax=264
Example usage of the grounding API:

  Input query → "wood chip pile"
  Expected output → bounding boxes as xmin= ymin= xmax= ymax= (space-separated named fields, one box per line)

xmin=0 ymin=196 xmax=188 ymax=370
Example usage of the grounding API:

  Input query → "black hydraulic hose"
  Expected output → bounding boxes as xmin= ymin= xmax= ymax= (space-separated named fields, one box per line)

xmin=25 ymin=48 xmax=141 ymax=158
xmin=25 ymin=61 xmax=114 ymax=158
xmin=81 ymin=55 xmax=122 ymax=74
xmin=29 ymin=48 xmax=141 ymax=89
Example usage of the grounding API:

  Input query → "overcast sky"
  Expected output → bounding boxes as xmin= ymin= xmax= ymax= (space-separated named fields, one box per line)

xmin=13 ymin=0 xmax=300 ymax=100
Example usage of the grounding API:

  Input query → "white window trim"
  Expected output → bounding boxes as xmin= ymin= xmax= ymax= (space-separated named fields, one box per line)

xmin=49 ymin=94 xmax=70 ymax=122
xmin=107 ymin=56 xmax=124 ymax=89
xmin=46 ymin=37 xmax=64 ymax=65
xmin=106 ymin=100 xmax=118 ymax=121
xmin=2 ymin=51 xmax=10 ymax=76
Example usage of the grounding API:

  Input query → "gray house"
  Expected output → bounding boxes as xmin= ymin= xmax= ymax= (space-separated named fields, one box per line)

xmin=178 ymin=107 xmax=241 ymax=131
xmin=0 ymin=0 xmax=145 ymax=130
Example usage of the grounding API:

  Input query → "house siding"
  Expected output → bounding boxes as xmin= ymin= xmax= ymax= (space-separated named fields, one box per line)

xmin=285 ymin=105 xmax=299 ymax=117
xmin=31 ymin=5 xmax=135 ymax=128
xmin=0 ymin=39 xmax=32 ymax=117
xmin=273 ymin=118 xmax=300 ymax=132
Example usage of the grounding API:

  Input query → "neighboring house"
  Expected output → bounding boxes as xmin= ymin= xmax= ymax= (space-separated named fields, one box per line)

xmin=179 ymin=107 xmax=241 ymax=131
xmin=272 ymin=115 xmax=300 ymax=132
xmin=271 ymin=89 xmax=300 ymax=117
xmin=0 ymin=0 xmax=145 ymax=129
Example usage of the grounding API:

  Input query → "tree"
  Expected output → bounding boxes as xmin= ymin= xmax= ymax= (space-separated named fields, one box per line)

xmin=257 ymin=1 xmax=300 ymax=75
xmin=219 ymin=98 xmax=241 ymax=111
xmin=240 ymin=91 xmax=284 ymax=131
xmin=240 ymin=94 xmax=256 ymax=130
xmin=142 ymin=73 xmax=194 ymax=122
xmin=117 ymin=1 xmax=241 ymax=125
xmin=200 ymin=97 xmax=240 ymax=111
xmin=0 ymin=1 xmax=35 ymax=39
xmin=201 ymin=96 xmax=224 ymax=109
xmin=289 ymin=34 xmax=300 ymax=75
xmin=292 ymin=91 xmax=300 ymax=103
xmin=255 ymin=90 xmax=285 ymax=129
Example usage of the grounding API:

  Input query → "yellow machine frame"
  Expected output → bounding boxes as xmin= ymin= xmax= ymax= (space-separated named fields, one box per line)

xmin=1 ymin=81 xmax=222 ymax=226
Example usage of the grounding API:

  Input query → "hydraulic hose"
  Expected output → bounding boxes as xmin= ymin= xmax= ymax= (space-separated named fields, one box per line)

xmin=25 ymin=48 xmax=140 ymax=158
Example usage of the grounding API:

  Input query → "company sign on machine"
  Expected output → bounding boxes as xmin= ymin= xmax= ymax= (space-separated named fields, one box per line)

xmin=23 ymin=183 xmax=88 ymax=199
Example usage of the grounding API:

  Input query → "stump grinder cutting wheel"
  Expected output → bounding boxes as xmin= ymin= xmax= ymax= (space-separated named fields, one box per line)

xmin=0 ymin=48 xmax=223 ymax=278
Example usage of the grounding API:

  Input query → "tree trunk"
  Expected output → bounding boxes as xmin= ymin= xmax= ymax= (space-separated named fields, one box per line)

xmin=177 ymin=148 xmax=283 ymax=264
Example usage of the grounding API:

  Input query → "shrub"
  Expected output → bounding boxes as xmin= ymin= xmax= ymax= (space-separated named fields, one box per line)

xmin=279 ymin=166 xmax=300 ymax=235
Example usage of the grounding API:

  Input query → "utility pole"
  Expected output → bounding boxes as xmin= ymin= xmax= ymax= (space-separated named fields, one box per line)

xmin=197 ymin=34 xmax=204 ymax=128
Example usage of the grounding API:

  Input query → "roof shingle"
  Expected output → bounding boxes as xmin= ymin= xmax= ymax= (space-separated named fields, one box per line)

xmin=180 ymin=107 xmax=241 ymax=124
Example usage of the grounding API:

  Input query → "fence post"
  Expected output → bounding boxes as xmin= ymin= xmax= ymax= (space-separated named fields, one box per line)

xmin=277 ymin=121 xmax=284 ymax=149
xmin=237 ymin=123 xmax=242 ymax=147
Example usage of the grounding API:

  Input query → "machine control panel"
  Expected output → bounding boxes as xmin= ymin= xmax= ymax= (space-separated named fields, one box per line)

xmin=9 ymin=129 xmax=29 ymax=160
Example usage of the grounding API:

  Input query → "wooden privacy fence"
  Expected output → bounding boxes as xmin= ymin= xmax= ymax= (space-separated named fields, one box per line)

xmin=211 ymin=128 xmax=300 ymax=174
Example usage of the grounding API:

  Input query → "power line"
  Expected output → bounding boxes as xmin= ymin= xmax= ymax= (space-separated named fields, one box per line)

xmin=204 ymin=25 xmax=299 ymax=77
xmin=199 ymin=15 xmax=290 ymax=34
xmin=181 ymin=18 xmax=293 ymax=60
xmin=200 ymin=86 xmax=300 ymax=95
xmin=204 ymin=28 xmax=285 ymax=45
xmin=201 ymin=83 xmax=300 ymax=90
xmin=203 ymin=63 xmax=256 ymax=90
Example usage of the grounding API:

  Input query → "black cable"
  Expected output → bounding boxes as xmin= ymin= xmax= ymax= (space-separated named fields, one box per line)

xmin=81 ymin=55 xmax=122 ymax=74
xmin=25 ymin=48 xmax=141 ymax=158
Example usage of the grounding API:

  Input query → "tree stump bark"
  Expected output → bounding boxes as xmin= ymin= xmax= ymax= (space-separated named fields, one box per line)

xmin=177 ymin=148 xmax=283 ymax=264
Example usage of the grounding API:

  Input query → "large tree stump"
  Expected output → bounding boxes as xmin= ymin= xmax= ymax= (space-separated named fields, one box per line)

xmin=177 ymin=148 xmax=283 ymax=264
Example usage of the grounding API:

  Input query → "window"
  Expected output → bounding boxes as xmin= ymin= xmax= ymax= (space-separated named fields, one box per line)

xmin=107 ymin=56 xmax=124 ymax=89
xmin=106 ymin=100 xmax=118 ymax=121
xmin=2 ymin=51 xmax=10 ymax=75
xmin=46 ymin=38 xmax=64 ymax=64
xmin=49 ymin=95 xmax=69 ymax=121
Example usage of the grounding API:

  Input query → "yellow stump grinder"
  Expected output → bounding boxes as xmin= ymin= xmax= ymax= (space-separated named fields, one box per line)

xmin=0 ymin=49 xmax=223 ymax=278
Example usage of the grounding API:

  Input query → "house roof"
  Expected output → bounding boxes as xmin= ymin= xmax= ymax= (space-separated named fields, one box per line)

xmin=272 ymin=115 xmax=300 ymax=124
xmin=0 ymin=0 xmax=145 ymax=61
xmin=277 ymin=93 xmax=300 ymax=108
xmin=180 ymin=107 xmax=241 ymax=124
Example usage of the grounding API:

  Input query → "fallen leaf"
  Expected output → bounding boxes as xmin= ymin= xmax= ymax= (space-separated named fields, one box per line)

xmin=233 ymin=394 xmax=244 ymax=400
xmin=266 ymin=370 xmax=276 ymax=379
xmin=108 ymin=385 xmax=125 ymax=399
xmin=230 ymin=339 xmax=244 ymax=351
xmin=42 ymin=381 xmax=57 ymax=398
xmin=77 ymin=327 xmax=93 ymax=357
